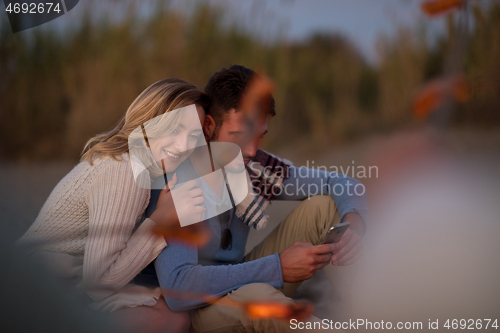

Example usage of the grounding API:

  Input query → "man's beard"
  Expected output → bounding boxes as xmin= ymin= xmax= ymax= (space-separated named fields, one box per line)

xmin=208 ymin=125 xmax=220 ymax=142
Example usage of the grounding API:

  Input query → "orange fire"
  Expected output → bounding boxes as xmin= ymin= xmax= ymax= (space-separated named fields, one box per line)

xmin=421 ymin=0 xmax=463 ymax=16
xmin=239 ymin=73 xmax=275 ymax=115
xmin=161 ymin=286 xmax=314 ymax=322
xmin=152 ymin=223 xmax=211 ymax=247
xmin=243 ymin=301 xmax=314 ymax=321
xmin=413 ymin=74 xmax=470 ymax=120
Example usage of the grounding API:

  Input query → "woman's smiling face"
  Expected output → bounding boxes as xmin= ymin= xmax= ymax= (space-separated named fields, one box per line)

xmin=148 ymin=105 xmax=205 ymax=173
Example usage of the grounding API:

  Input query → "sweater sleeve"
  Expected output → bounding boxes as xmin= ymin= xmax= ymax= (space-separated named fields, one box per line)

xmin=155 ymin=241 xmax=284 ymax=312
xmin=83 ymin=159 xmax=166 ymax=294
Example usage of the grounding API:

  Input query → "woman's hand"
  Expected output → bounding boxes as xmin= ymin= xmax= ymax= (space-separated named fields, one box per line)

xmin=150 ymin=174 xmax=206 ymax=228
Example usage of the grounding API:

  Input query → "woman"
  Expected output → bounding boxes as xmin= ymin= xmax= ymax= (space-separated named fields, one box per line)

xmin=17 ymin=78 xmax=209 ymax=333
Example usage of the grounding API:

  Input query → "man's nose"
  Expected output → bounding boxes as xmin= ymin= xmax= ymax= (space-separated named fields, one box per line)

xmin=242 ymin=139 xmax=259 ymax=159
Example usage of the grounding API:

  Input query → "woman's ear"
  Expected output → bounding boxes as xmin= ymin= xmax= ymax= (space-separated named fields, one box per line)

xmin=203 ymin=115 xmax=216 ymax=139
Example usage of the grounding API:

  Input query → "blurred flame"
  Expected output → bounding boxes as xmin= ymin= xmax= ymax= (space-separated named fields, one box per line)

xmin=240 ymin=73 xmax=275 ymax=115
xmin=152 ymin=223 xmax=211 ymax=247
xmin=161 ymin=286 xmax=314 ymax=322
xmin=243 ymin=301 xmax=314 ymax=321
xmin=234 ymin=72 xmax=275 ymax=150
xmin=413 ymin=74 xmax=470 ymax=120
xmin=421 ymin=0 xmax=463 ymax=16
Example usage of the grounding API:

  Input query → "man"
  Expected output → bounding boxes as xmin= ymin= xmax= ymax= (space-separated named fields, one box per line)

xmin=149 ymin=65 xmax=368 ymax=332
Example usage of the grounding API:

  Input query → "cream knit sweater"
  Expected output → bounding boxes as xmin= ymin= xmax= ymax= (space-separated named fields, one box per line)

xmin=18 ymin=153 xmax=167 ymax=312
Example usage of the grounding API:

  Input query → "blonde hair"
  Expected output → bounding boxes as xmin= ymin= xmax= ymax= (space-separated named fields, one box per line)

xmin=81 ymin=78 xmax=210 ymax=165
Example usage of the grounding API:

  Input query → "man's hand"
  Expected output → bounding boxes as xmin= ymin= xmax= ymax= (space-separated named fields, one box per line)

xmin=279 ymin=242 xmax=336 ymax=283
xmin=331 ymin=212 xmax=364 ymax=266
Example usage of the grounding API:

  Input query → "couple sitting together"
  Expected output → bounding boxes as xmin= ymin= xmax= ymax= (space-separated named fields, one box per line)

xmin=18 ymin=65 xmax=368 ymax=333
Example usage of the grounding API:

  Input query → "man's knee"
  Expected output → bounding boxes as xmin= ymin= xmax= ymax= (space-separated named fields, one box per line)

xmin=191 ymin=284 xmax=293 ymax=332
xmin=230 ymin=283 xmax=293 ymax=304
xmin=290 ymin=195 xmax=339 ymax=244
xmin=296 ymin=196 xmax=337 ymax=222
xmin=300 ymin=195 xmax=335 ymax=210
xmin=233 ymin=283 xmax=275 ymax=296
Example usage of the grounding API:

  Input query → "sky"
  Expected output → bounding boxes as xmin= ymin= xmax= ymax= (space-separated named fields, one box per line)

xmin=202 ymin=0 xmax=447 ymax=62
xmin=2 ymin=0 xmax=453 ymax=62
xmin=168 ymin=0 xmax=455 ymax=63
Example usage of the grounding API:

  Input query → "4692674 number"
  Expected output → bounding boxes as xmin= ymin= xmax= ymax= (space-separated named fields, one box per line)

xmin=444 ymin=319 xmax=498 ymax=330
xmin=5 ymin=2 xmax=61 ymax=14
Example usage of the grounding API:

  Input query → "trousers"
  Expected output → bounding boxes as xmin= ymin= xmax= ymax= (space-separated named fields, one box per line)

xmin=190 ymin=195 xmax=341 ymax=333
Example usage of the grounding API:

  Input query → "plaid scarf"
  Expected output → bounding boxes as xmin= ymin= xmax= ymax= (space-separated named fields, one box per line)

xmin=235 ymin=149 xmax=292 ymax=230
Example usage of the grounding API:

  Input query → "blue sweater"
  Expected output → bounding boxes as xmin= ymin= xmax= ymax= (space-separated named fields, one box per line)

xmin=145 ymin=160 xmax=368 ymax=312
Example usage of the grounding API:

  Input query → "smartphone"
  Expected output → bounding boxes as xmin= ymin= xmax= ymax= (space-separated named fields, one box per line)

xmin=319 ymin=222 xmax=350 ymax=244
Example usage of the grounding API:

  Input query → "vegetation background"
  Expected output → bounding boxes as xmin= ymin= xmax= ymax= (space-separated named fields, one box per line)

xmin=1 ymin=0 xmax=499 ymax=162
xmin=1 ymin=1 xmax=499 ymax=324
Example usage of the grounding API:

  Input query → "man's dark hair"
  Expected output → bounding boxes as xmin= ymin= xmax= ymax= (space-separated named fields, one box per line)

xmin=204 ymin=65 xmax=275 ymax=140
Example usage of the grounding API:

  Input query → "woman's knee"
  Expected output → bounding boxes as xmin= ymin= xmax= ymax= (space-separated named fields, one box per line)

xmin=110 ymin=299 xmax=190 ymax=333
xmin=170 ymin=311 xmax=191 ymax=333
xmin=154 ymin=299 xmax=191 ymax=333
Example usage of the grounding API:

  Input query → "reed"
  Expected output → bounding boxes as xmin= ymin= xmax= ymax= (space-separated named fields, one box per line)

xmin=0 ymin=1 xmax=498 ymax=161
